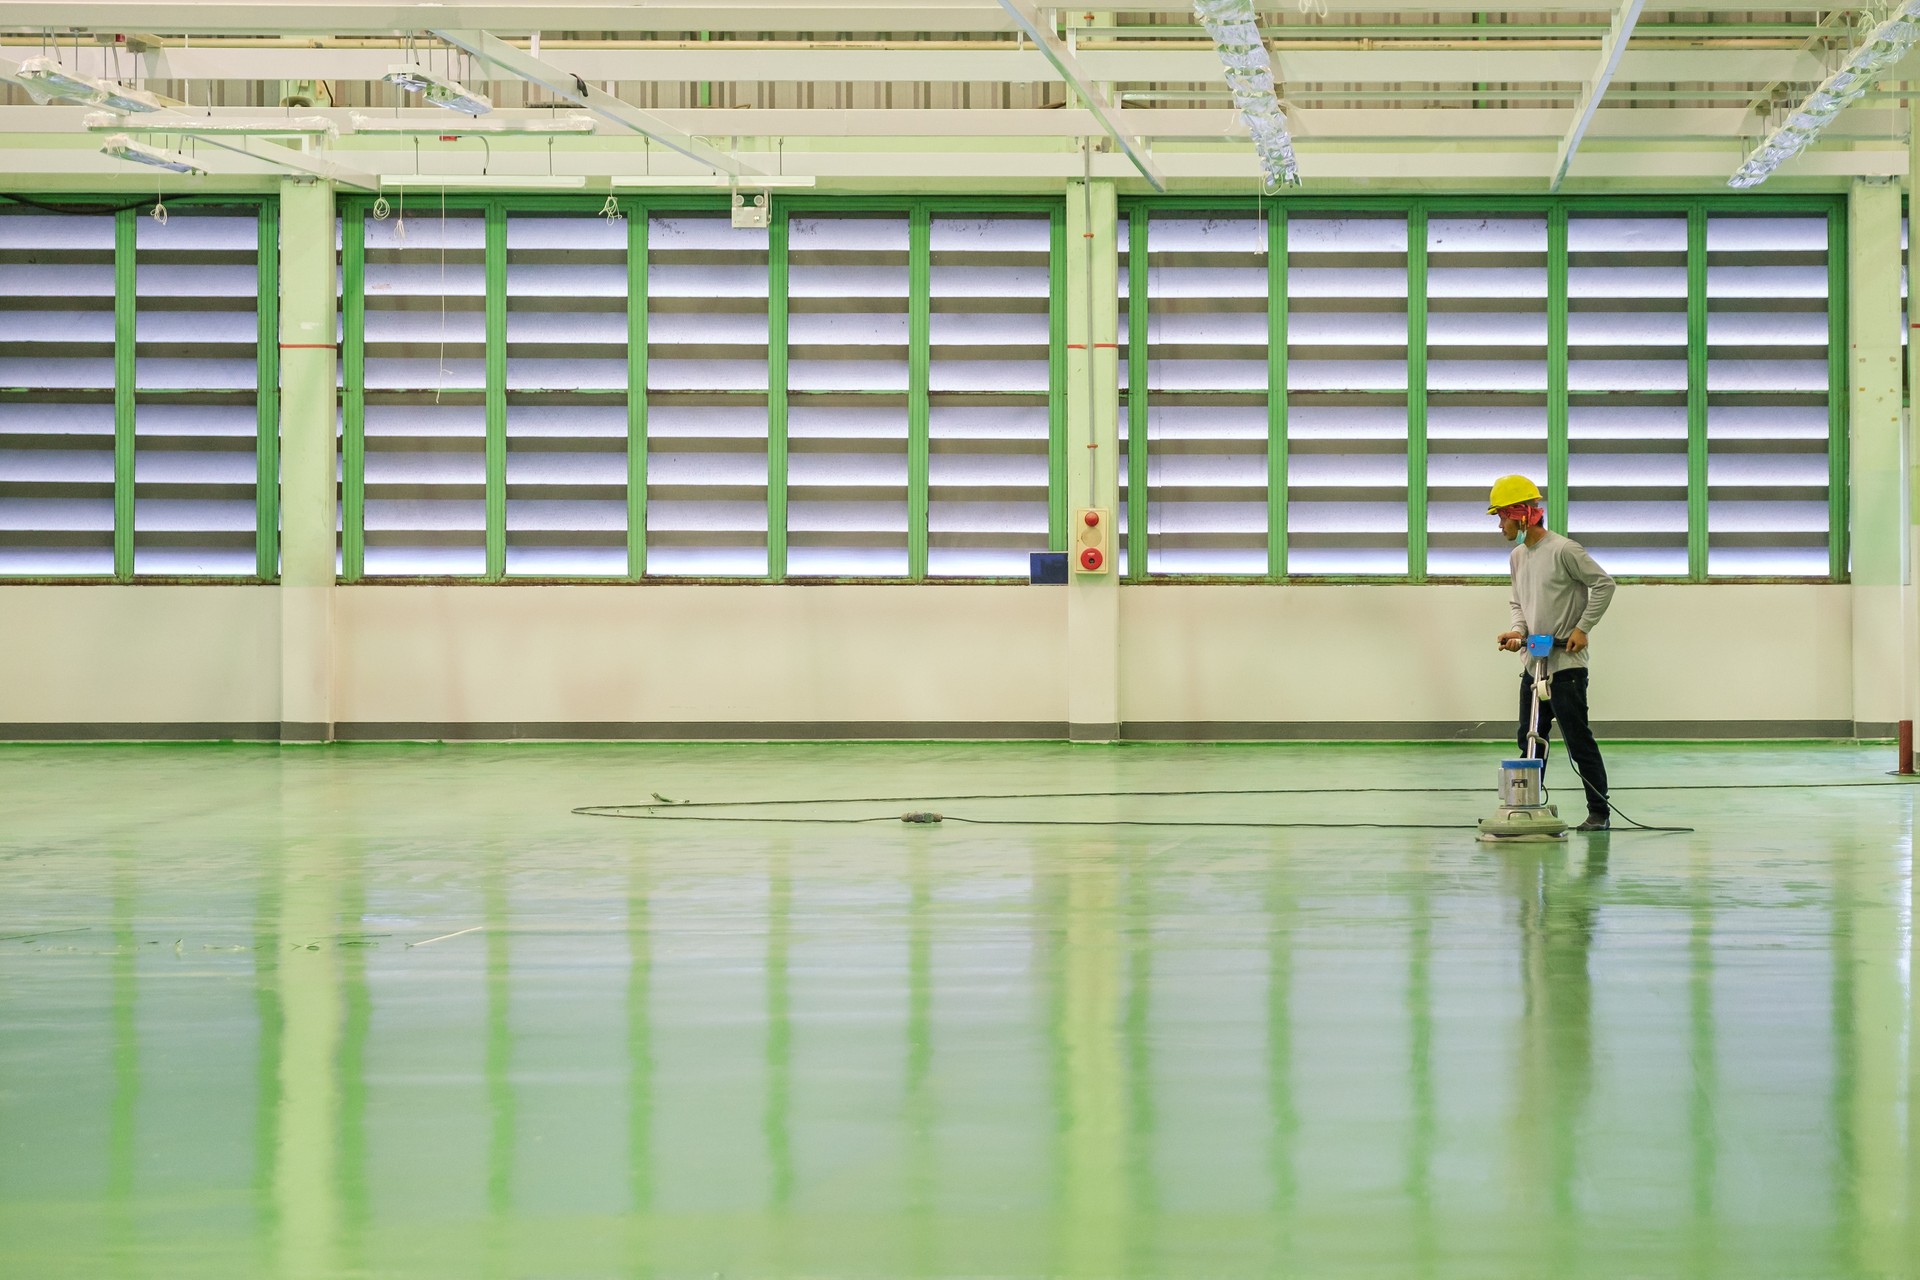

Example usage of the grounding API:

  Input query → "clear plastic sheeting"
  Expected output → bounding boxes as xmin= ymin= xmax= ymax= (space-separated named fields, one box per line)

xmin=1426 ymin=216 xmax=1549 ymax=576
xmin=647 ymin=215 xmax=770 ymax=578
xmin=927 ymin=213 xmax=1052 ymax=578
xmin=1705 ymin=214 xmax=1831 ymax=576
xmin=1565 ymin=214 xmax=1688 ymax=575
xmin=505 ymin=214 xmax=628 ymax=577
xmin=362 ymin=211 xmax=488 ymax=577
xmin=786 ymin=215 xmax=910 ymax=577
xmin=1287 ymin=216 xmax=1409 ymax=575
xmin=0 ymin=211 xmax=119 ymax=577
xmin=1193 ymin=0 xmax=1301 ymax=190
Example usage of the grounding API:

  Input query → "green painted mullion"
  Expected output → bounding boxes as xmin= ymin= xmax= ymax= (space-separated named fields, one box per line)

xmin=1048 ymin=206 xmax=1067 ymax=551
xmin=255 ymin=202 xmax=281 ymax=581
xmin=1546 ymin=206 xmax=1569 ymax=533
xmin=627 ymin=204 xmax=649 ymax=579
xmin=1406 ymin=205 xmax=1429 ymax=581
xmin=341 ymin=205 xmax=367 ymax=582
xmin=1828 ymin=203 xmax=1849 ymax=581
xmin=908 ymin=205 xmax=931 ymax=580
xmin=484 ymin=201 xmax=507 ymax=580
xmin=1686 ymin=205 xmax=1708 ymax=581
xmin=113 ymin=208 xmax=136 ymax=580
xmin=767 ymin=209 xmax=790 ymax=580
xmin=1267 ymin=209 xmax=1288 ymax=578
xmin=1126 ymin=211 xmax=1149 ymax=581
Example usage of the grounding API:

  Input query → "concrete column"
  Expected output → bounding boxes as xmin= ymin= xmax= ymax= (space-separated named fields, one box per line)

xmin=277 ymin=179 xmax=339 ymax=742
xmin=1848 ymin=177 xmax=1903 ymax=737
xmin=1065 ymin=177 xmax=1121 ymax=742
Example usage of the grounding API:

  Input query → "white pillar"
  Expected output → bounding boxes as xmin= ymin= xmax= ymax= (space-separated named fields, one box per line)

xmin=1848 ymin=177 xmax=1903 ymax=737
xmin=277 ymin=179 xmax=338 ymax=742
xmin=1065 ymin=177 xmax=1121 ymax=742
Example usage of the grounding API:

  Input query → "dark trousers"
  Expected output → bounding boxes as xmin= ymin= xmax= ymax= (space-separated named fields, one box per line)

xmin=1517 ymin=667 xmax=1610 ymax=818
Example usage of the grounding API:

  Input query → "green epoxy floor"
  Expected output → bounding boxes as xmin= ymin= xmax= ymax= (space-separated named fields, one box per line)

xmin=0 ymin=741 xmax=1914 ymax=1279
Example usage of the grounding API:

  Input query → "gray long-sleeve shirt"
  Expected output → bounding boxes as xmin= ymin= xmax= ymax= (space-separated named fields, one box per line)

xmin=1507 ymin=529 xmax=1615 ymax=673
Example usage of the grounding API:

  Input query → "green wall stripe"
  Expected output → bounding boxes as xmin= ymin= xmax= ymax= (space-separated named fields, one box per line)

xmin=766 ymin=209 xmax=790 ymax=581
xmin=484 ymin=201 xmax=507 ymax=581
xmin=1125 ymin=210 xmax=1149 ymax=582
xmin=1546 ymin=206 xmax=1570 ymax=534
xmin=908 ymin=205 xmax=931 ymax=580
xmin=1828 ymin=203 xmax=1850 ymax=581
xmin=1048 ymin=207 xmax=1068 ymax=552
xmin=340 ymin=204 xmax=367 ymax=583
xmin=1267 ymin=208 xmax=1288 ymax=578
xmin=255 ymin=202 xmax=281 ymax=581
xmin=1686 ymin=204 xmax=1708 ymax=581
xmin=113 ymin=207 xmax=135 ymax=581
xmin=627 ymin=204 xmax=649 ymax=580
xmin=1406 ymin=205 xmax=1429 ymax=582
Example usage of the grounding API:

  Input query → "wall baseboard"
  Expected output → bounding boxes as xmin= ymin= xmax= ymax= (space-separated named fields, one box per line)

xmin=0 ymin=719 xmax=1869 ymax=742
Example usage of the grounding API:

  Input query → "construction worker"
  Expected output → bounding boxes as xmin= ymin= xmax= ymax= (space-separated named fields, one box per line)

xmin=1489 ymin=475 xmax=1616 ymax=832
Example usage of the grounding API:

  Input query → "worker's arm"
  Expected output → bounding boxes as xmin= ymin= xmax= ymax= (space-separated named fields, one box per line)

xmin=1500 ymin=573 xmax=1527 ymax=650
xmin=1566 ymin=543 xmax=1615 ymax=633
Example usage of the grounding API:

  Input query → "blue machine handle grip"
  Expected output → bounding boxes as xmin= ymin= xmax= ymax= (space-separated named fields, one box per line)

xmin=1525 ymin=634 xmax=1564 ymax=657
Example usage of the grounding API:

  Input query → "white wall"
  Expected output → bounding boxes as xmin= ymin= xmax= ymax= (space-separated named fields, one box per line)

xmin=0 ymin=581 xmax=1863 ymax=738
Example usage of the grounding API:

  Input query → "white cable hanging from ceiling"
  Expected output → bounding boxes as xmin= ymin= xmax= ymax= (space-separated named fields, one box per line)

xmin=1730 ymin=1 xmax=1920 ymax=188
xmin=1194 ymin=0 xmax=1302 ymax=189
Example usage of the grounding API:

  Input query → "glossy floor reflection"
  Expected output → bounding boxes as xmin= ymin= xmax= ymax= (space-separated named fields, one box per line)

xmin=0 ymin=741 xmax=1913 ymax=1279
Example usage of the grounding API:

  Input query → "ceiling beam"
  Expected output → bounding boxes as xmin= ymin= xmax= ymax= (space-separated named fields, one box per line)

xmin=992 ymin=0 xmax=1164 ymax=191
xmin=1550 ymin=0 xmax=1646 ymax=190
xmin=429 ymin=28 xmax=765 ymax=178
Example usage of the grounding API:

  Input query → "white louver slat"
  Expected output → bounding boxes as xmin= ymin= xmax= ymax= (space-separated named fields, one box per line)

xmin=1704 ymin=214 xmax=1832 ymax=577
xmin=360 ymin=211 xmax=488 ymax=576
xmin=504 ymin=213 xmax=629 ymax=577
xmin=927 ymin=214 xmax=1054 ymax=577
xmin=1286 ymin=214 xmax=1411 ymax=576
xmin=1424 ymin=215 xmax=1550 ymax=576
xmin=785 ymin=213 xmax=911 ymax=577
xmin=0 ymin=210 xmax=118 ymax=576
xmin=134 ymin=209 xmax=260 ymax=576
xmin=1565 ymin=214 xmax=1690 ymax=576
xmin=647 ymin=214 xmax=770 ymax=577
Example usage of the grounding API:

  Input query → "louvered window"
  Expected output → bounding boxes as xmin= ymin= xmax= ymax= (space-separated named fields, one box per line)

xmin=1286 ymin=214 xmax=1410 ymax=575
xmin=360 ymin=210 xmax=487 ymax=576
xmin=927 ymin=214 xmax=1054 ymax=577
xmin=1122 ymin=213 xmax=1270 ymax=575
xmin=1424 ymin=215 xmax=1549 ymax=576
xmin=1565 ymin=214 xmax=1690 ymax=576
xmin=134 ymin=209 xmax=262 ymax=575
xmin=786 ymin=214 xmax=910 ymax=577
xmin=0 ymin=209 xmax=117 ymax=576
xmin=505 ymin=214 xmax=629 ymax=577
xmin=1704 ymin=214 xmax=1833 ymax=577
xmin=646 ymin=213 xmax=769 ymax=577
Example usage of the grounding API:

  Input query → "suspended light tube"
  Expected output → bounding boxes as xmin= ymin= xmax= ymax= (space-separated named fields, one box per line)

xmin=384 ymin=64 xmax=493 ymax=116
xmin=349 ymin=113 xmax=591 ymax=135
xmin=379 ymin=174 xmax=586 ymax=189
xmin=15 ymin=55 xmax=163 ymax=111
xmin=100 ymin=133 xmax=204 ymax=175
xmin=1730 ymin=0 xmax=1920 ymax=188
xmin=1194 ymin=0 xmax=1301 ymax=189
xmin=85 ymin=111 xmax=339 ymax=139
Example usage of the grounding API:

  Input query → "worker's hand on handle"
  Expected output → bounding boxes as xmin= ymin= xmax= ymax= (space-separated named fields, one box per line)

xmin=1497 ymin=629 xmax=1525 ymax=652
xmin=1565 ymin=627 xmax=1589 ymax=654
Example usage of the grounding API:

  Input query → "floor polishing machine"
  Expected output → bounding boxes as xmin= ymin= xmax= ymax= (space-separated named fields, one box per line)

xmin=1478 ymin=633 xmax=1570 ymax=843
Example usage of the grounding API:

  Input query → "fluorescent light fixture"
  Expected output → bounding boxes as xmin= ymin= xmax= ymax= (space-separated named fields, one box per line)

xmin=1731 ymin=0 xmax=1920 ymax=187
xmin=100 ymin=133 xmax=204 ymax=175
xmin=384 ymin=64 xmax=493 ymax=116
xmin=1193 ymin=0 xmax=1300 ymax=190
xmin=350 ymin=112 xmax=591 ymax=135
xmin=84 ymin=111 xmax=339 ymax=138
xmin=15 ymin=56 xmax=162 ymax=111
xmin=379 ymin=174 xmax=586 ymax=189
xmin=611 ymin=175 xmax=816 ymax=189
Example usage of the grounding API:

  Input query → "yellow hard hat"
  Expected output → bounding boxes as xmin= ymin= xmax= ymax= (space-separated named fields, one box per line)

xmin=1486 ymin=474 xmax=1543 ymax=514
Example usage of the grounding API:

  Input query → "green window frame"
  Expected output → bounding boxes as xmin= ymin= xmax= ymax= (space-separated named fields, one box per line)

xmin=1119 ymin=194 xmax=1850 ymax=584
xmin=0 ymin=195 xmax=279 ymax=582
xmin=336 ymin=194 xmax=1066 ymax=583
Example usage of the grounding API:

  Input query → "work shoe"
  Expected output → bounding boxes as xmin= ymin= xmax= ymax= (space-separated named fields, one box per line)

xmin=1575 ymin=813 xmax=1610 ymax=832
